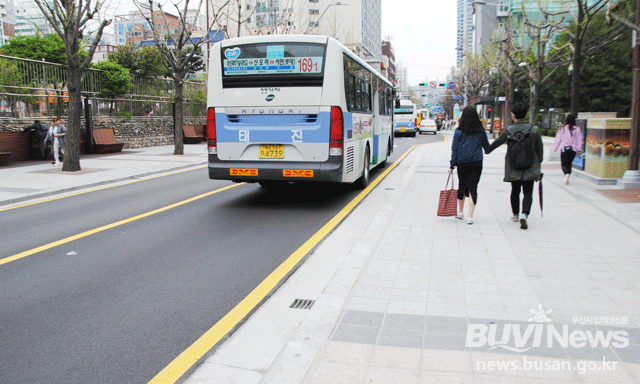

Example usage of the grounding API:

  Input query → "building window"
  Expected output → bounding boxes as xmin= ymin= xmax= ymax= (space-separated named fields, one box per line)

xmin=309 ymin=9 xmax=319 ymax=15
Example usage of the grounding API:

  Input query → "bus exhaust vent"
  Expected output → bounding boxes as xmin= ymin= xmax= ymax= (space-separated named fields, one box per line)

xmin=290 ymin=299 xmax=315 ymax=310
xmin=227 ymin=115 xmax=240 ymax=123
xmin=345 ymin=146 xmax=355 ymax=173
xmin=306 ymin=114 xmax=318 ymax=123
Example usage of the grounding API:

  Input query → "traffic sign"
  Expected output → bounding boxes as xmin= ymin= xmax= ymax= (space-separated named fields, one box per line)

xmin=449 ymin=81 xmax=456 ymax=89
xmin=430 ymin=81 xmax=437 ymax=88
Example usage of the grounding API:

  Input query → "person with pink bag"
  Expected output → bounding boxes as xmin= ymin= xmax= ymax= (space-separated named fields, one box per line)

xmin=554 ymin=113 xmax=584 ymax=184
xmin=448 ymin=106 xmax=491 ymax=225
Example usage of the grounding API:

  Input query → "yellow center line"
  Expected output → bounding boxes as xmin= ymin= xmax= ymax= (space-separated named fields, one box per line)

xmin=0 ymin=166 xmax=207 ymax=212
xmin=148 ymin=145 xmax=417 ymax=384
xmin=0 ymin=183 xmax=241 ymax=267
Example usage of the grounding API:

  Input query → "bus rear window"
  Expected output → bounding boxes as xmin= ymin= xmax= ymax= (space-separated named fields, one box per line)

xmin=394 ymin=107 xmax=414 ymax=114
xmin=222 ymin=42 xmax=326 ymax=88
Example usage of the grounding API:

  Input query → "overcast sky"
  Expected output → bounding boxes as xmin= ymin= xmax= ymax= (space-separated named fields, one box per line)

xmin=103 ymin=0 xmax=459 ymax=85
xmin=381 ymin=0 xmax=458 ymax=85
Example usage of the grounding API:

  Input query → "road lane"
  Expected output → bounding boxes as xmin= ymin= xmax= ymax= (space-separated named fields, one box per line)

xmin=0 ymin=133 xmax=443 ymax=384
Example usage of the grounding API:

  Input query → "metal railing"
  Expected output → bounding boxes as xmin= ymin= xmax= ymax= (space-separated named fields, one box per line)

xmin=0 ymin=55 xmax=206 ymax=119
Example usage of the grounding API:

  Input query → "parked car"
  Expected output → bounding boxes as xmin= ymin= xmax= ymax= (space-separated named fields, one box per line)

xmin=418 ymin=119 xmax=438 ymax=134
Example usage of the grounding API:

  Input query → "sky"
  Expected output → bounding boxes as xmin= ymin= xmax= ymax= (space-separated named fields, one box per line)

xmin=102 ymin=0 xmax=459 ymax=86
xmin=381 ymin=0 xmax=458 ymax=85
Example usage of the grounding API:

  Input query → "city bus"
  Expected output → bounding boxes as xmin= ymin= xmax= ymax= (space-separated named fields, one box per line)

xmin=393 ymin=99 xmax=418 ymax=137
xmin=206 ymin=35 xmax=394 ymax=189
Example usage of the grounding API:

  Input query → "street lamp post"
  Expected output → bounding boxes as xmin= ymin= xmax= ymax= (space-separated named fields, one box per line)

xmin=305 ymin=2 xmax=348 ymax=34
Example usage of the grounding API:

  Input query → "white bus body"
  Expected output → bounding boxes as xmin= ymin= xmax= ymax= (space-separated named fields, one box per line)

xmin=206 ymin=35 xmax=394 ymax=188
xmin=393 ymin=99 xmax=418 ymax=137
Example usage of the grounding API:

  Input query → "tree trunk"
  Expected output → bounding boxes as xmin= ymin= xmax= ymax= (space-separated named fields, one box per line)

xmin=570 ymin=51 xmax=582 ymax=117
xmin=571 ymin=3 xmax=584 ymax=117
xmin=62 ymin=69 xmax=83 ymax=172
xmin=505 ymin=72 xmax=515 ymax=128
xmin=173 ymin=77 xmax=185 ymax=155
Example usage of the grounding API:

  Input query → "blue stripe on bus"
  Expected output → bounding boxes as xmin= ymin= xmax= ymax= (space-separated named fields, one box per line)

xmin=394 ymin=121 xmax=416 ymax=128
xmin=216 ymin=112 xmax=331 ymax=143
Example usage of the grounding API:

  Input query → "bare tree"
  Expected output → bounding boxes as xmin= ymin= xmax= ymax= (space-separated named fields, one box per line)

xmin=134 ymin=0 xmax=230 ymax=155
xmin=553 ymin=0 xmax=608 ymax=116
xmin=212 ymin=0 xmax=258 ymax=38
xmin=455 ymin=53 xmax=493 ymax=104
xmin=520 ymin=3 xmax=567 ymax=124
xmin=34 ymin=0 xmax=111 ymax=172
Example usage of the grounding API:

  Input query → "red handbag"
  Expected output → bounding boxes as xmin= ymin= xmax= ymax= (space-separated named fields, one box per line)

xmin=437 ymin=173 xmax=458 ymax=217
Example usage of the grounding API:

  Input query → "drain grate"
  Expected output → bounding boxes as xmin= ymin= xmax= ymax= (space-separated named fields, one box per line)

xmin=290 ymin=299 xmax=315 ymax=310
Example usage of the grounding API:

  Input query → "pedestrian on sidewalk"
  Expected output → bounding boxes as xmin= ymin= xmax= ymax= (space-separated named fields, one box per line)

xmin=23 ymin=120 xmax=48 ymax=160
xmin=449 ymin=106 xmax=491 ymax=225
xmin=554 ymin=113 xmax=583 ymax=185
xmin=46 ymin=116 xmax=66 ymax=165
xmin=487 ymin=103 xmax=543 ymax=230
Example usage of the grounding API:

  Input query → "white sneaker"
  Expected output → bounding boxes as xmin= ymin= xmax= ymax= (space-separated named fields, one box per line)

xmin=565 ymin=174 xmax=570 ymax=185
xmin=467 ymin=217 xmax=474 ymax=225
xmin=511 ymin=215 xmax=519 ymax=222
xmin=456 ymin=213 xmax=464 ymax=220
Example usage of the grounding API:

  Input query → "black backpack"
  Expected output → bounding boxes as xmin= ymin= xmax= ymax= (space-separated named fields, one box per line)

xmin=507 ymin=124 xmax=534 ymax=170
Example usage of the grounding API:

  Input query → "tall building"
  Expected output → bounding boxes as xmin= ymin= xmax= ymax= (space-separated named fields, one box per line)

xmin=13 ymin=0 xmax=52 ymax=38
xmin=381 ymin=40 xmax=396 ymax=85
xmin=472 ymin=1 xmax=499 ymax=56
xmin=113 ymin=5 xmax=184 ymax=47
xmin=208 ymin=0 xmax=382 ymax=58
xmin=396 ymin=62 xmax=409 ymax=96
xmin=456 ymin=0 xmax=473 ymax=65
xmin=303 ymin=0 xmax=381 ymax=57
xmin=0 ymin=0 xmax=15 ymax=45
xmin=473 ymin=0 xmax=586 ymax=57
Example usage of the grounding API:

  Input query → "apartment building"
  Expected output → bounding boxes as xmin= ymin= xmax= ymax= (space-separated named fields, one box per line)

xmin=207 ymin=0 xmax=382 ymax=59
xmin=0 ymin=0 xmax=15 ymax=45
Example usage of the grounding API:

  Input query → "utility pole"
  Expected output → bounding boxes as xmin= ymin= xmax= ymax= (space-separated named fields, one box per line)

xmin=630 ymin=0 xmax=640 ymax=171
xmin=619 ymin=0 xmax=640 ymax=188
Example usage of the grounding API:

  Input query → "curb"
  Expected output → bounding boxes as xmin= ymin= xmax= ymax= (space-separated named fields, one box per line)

xmin=0 ymin=162 xmax=208 ymax=207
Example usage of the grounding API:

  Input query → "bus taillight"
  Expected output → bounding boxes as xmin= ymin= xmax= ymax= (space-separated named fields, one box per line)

xmin=207 ymin=107 xmax=217 ymax=154
xmin=329 ymin=106 xmax=343 ymax=156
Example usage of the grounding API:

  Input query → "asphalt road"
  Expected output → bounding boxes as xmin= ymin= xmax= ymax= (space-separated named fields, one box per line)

xmin=0 ymin=132 xmax=443 ymax=384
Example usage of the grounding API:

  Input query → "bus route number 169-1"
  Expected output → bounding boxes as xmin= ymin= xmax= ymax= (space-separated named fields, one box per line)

xmin=298 ymin=58 xmax=318 ymax=73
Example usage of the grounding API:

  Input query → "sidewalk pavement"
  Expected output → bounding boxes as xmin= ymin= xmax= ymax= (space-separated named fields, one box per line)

xmin=184 ymin=132 xmax=640 ymax=384
xmin=2 ymin=136 xmax=640 ymax=383
xmin=0 ymin=143 xmax=208 ymax=207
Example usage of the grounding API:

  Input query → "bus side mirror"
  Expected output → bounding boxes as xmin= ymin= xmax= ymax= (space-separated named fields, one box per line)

xmin=394 ymin=99 xmax=400 ymax=109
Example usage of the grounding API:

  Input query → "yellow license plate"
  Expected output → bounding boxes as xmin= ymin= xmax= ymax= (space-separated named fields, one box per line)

xmin=283 ymin=169 xmax=313 ymax=178
xmin=230 ymin=168 xmax=258 ymax=176
xmin=259 ymin=145 xmax=284 ymax=159
xmin=399 ymin=129 xmax=406 ymax=132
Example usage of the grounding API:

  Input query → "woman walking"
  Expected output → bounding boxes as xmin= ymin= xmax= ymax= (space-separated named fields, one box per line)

xmin=449 ymin=106 xmax=491 ymax=224
xmin=554 ymin=113 xmax=583 ymax=184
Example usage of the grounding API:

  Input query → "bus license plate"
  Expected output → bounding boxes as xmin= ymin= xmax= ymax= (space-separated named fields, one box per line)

xmin=399 ymin=129 xmax=406 ymax=132
xmin=259 ymin=145 xmax=284 ymax=159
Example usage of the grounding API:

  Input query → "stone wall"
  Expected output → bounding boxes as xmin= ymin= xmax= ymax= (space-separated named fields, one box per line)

xmin=0 ymin=116 xmax=206 ymax=149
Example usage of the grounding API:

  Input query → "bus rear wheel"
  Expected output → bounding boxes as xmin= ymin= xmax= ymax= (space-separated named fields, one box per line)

xmin=380 ymin=139 xmax=391 ymax=168
xmin=355 ymin=149 xmax=370 ymax=189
